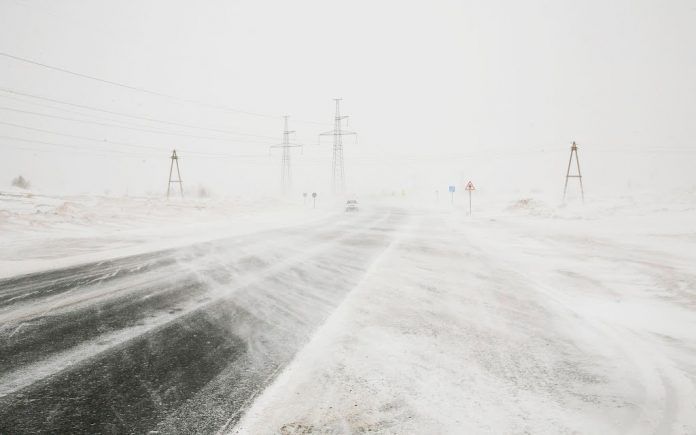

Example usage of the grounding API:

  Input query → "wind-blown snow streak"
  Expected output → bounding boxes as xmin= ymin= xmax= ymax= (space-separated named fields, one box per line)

xmin=235 ymin=205 xmax=696 ymax=434
xmin=0 ymin=208 xmax=412 ymax=433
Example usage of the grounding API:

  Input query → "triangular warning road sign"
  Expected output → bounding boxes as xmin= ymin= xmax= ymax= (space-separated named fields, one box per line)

xmin=465 ymin=181 xmax=475 ymax=191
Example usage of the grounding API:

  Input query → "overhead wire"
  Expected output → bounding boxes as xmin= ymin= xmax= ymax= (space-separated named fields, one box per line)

xmin=0 ymin=133 xmax=270 ymax=159
xmin=0 ymin=119 xmax=169 ymax=152
xmin=0 ymin=92 xmax=275 ymax=145
xmin=0 ymin=134 xmax=159 ymax=157
xmin=0 ymin=91 xmax=319 ymax=146
xmin=4 ymin=54 xmax=690 ymax=167
xmin=0 ymin=87 xmax=281 ymax=140
xmin=0 ymin=51 xmax=331 ymax=126
xmin=0 ymin=105 xmax=280 ymax=145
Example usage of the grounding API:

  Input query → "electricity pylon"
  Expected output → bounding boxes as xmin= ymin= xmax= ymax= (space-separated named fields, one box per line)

xmin=269 ymin=116 xmax=303 ymax=194
xmin=319 ymin=98 xmax=357 ymax=195
xmin=167 ymin=149 xmax=184 ymax=198
xmin=563 ymin=141 xmax=584 ymax=202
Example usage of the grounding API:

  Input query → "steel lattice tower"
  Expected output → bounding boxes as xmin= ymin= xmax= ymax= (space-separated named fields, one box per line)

xmin=269 ymin=116 xmax=303 ymax=194
xmin=166 ymin=149 xmax=183 ymax=198
xmin=563 ymin=141 xmax=584 ymax=202
xmin=320 ymin=98 xmax=356 ymax=195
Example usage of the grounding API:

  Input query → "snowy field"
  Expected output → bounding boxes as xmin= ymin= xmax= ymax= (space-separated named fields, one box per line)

xmin=0 ymin=189 xmax=332 ymax=278
xmin=1 ymin=189 xmax=695 ymax=433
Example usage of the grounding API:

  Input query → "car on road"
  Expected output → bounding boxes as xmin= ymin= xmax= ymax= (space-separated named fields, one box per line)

xmin=345 ymin=199 xmax=359 ymax=212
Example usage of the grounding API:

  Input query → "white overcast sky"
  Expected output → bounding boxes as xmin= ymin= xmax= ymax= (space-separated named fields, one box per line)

xmin=0 ymin=0 xmax=694 ymax=197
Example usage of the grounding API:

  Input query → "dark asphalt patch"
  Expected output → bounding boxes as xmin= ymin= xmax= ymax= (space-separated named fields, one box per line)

xmin=0 ymin=306 xmax=247 ymax=434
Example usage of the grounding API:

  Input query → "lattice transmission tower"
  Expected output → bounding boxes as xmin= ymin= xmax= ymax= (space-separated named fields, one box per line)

xmin=319 ymin=98 xmax=357 ymax=194
xmin=269 ymin=116 xmax=303 ymax=194
xmin=563 ymin=141 xmax=584 ymax=202
xmin=166 ymin=149 xmax=183 ymax=198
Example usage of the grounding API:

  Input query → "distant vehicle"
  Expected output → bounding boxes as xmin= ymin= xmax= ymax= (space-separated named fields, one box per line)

xmin=345 ymin=199 xmax=359 ymax=212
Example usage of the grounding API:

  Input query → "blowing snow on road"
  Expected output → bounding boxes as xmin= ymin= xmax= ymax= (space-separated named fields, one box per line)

xmin=1 ymin=1 xmax=696 ymax=432
xmin=1 ymin=193 xmax=695 ymax=433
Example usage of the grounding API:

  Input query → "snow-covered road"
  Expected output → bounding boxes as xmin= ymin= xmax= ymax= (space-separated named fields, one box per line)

xmin=1 ymin=201 xmax=695 ymax=434
xmin=235 ymin=207 xmax=696 ymax=434
xmin=0 ymin=208 xmax=410 ymax=433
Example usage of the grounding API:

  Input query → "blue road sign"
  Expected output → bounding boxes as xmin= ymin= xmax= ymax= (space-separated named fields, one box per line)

xmin=448 ymin=185 xmax=455 ymax=193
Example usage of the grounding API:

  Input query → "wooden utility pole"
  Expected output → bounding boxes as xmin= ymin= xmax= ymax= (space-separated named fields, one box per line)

xmin=167 ymin=149 xmax=184 ymax=199
xmin=563 ymin=141 xmax=584 ymax=202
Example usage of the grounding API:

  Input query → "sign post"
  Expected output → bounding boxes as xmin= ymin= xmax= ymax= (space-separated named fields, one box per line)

xmin=303 ymin=192 xmax=308 ymax=205
xmin=312 ymin=192 xmax=317 ymax=209
xmin=448 ymin=185 xmax=455 ymax=205
xmin=465 ymin=181 xmax=475 ymax=215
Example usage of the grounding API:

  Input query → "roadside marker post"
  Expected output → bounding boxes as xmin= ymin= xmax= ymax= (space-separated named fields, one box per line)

xmin=312 ymin=192 xmax=317 ymax=209
xmin=303 ymin=192 xmax=307 ymax=205
xmin=448 ymin=185 xmax=455 ymax=205
xmin=465 ymin=181 xmax=475 ymax=215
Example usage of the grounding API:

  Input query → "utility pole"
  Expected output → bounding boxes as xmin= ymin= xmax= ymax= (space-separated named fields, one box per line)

xmin=167 ymin=149 xmax=183 ymax=199
xmin=269 ymin=116 xmax=303 ymax=195
xmin=319 ymin=98 xmax=357 ymax=195
xmin=563 ymin=141 xmax=584 ymax=202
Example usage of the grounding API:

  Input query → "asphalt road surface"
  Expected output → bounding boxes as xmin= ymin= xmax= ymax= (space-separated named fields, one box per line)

xmin=0 ymin=209 xmax=409 ymax=434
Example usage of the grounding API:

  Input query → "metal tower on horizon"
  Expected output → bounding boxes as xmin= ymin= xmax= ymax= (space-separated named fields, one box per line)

xmin=563 ymin=141 xmax=584 ymax=202
xmin=269 ymin=116 xmax=303 ymax=194
xmin=319 ymin=98 xmax=357 ymax=195
xmin=166 ymin=149 xmax=183 ymax=199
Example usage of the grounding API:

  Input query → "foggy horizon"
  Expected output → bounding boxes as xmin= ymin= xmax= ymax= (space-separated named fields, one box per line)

xmin=2 ymin=2 xmax=696 ymax=434
xmin=1 ymin=0 xmax=694 ymax=198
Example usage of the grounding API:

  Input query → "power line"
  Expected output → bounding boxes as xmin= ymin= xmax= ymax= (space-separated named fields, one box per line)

xmin=0 ymin=142 xmax=151 ymax=159
xmin=319 ymin=98 xmax=357 ymax=194
xmin=0 ymin=91 xmax=164 ymax=126
xmin=0 ymin=51 xmax=273 ymax=118
xmin=0 ymin=133 xmax=269 ymax=159
xmin=0 ymin=51 xmax=330 ymax=125
xmin=0 ymin=92 xmax=274 ymax=145
xmin=269 ymin=116 xmax=303 ymax=194
xmin=0 ymin=105 xmax=279 ymax=145
xmin=0 ymin=133 xmax=158 ymax=157
xmin=0 ymin=119 xmax=166 ymax=152
xmin=0 ymin=87 xmax=280 ymax=140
